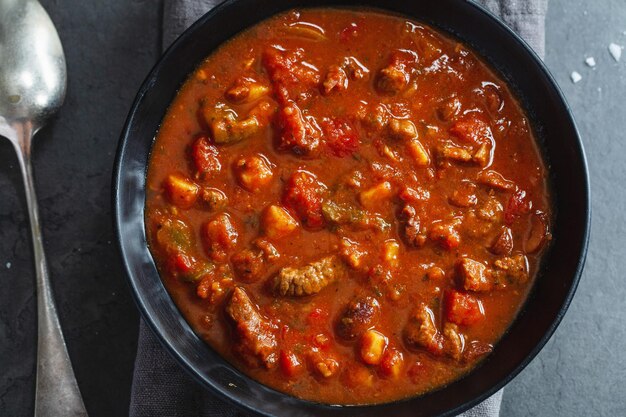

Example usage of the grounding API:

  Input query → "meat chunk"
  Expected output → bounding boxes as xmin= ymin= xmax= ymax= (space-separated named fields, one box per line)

xmin=494 ymin=254 xmax=529 ymax=284
xmin=273 ymin=255 xmax=345 ymax=297
xmin=275 ymin=102 xmax=321 ymax=156
xmin=404 ymin=304 xmax=443 ymax=355
xmin=199 ymin=187 xmax=228 ymax=211
xmin=225 ymin=287 xmax=278 ymax=368
xmin=428 ymin=219 xmax=461 ymax=250
xmin=231 ymin=249 xmax=266 ymax=283
xmin=436 ymin=142 xmax=473 ymax=163
xmin=399 ymin=204 xmax=426 ymax=247
xmin=322 ymin=65 xmax=348 ymax=95
xmin=336 ymin=296 xmax=381 ymax=340
xmin=442 ymin=323 xmax=465 ymax=360
xmin=477 ymin=170 xmax=515 ymax=191
xmin=456 ymin=258 xmax=492 ymax=292
xmin=282 ymin=170 xmax=327 ymax=229
xmin=449 ymin=181 xmax=478 ymax=208
xmin=388 ymin=118 xmax=417 ymax=140
xmin=490 ymin=227 xmax=514 ymax=255
xmin=437 ymin=96 xmax=462 ymax=121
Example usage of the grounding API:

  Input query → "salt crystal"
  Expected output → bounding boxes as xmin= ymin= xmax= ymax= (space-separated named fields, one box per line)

xmin=585 ymin=57 xmax=596 ymax=67
xmin=6 ymin=262 xmax=11 ymax=269
xmin=570 ymin=71 xmax=582 ymax=83
xmin=609 ymin=43 xmax=623 ymax=61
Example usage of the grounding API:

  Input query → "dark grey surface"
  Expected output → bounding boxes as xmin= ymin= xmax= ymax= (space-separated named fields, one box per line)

xmin=0 ymin=0 xmax=623 ymax=416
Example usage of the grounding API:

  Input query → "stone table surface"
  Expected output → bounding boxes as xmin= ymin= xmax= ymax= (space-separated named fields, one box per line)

xmin=0 ymin=0 xmax=624 ymax=416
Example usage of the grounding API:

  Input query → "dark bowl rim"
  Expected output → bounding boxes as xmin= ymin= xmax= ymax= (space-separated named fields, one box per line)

xmin=113 ymin=0 xmax=591 ymax=415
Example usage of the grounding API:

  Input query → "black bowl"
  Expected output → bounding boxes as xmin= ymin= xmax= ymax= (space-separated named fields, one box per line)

xmin=113 ymin=0 xmax=590 ymax=415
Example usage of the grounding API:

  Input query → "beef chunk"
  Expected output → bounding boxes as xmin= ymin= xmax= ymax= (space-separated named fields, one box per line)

xmin=225 ymin=287 xmax=278 ymax=368
xmin=274 ymin=255 xmax=345 ymax=297
xmin=231 ymin=249 xmax=266 ymax=283
xmin=336 ymin=296 xmax=381 ymax=340
xmin=456 ymin=258 xmax=492 ymax=292
xmin=490 ymin=227 xmax=514 ymax=255
xmin=494 ymin=254 xmax=529 ymax=284
xmin=404 ymin=304 xmax=443 ymax=355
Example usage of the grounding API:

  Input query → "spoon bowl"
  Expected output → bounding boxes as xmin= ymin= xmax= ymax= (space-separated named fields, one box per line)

xmin=0 ymin=0 xmax=87 ymax=416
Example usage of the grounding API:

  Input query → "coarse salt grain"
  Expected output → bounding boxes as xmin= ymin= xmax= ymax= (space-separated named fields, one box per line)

xmin=570 ymin=71 xmax=582 ymax=83
xmin=6 ymin=262 xmax=11 ymax=269
xmin=609 ymin=43 xmax=623 ymax=62
xmin=585 ymin=57 xmax=596 ymax=67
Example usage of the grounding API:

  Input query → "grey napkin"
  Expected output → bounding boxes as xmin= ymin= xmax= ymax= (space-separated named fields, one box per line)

xmin=130 ymin=1 xmax=547 ymax=416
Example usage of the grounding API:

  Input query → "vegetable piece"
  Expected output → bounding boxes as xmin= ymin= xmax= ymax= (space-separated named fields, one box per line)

xmin=273 ymin=255 xmax=345 ymax=297
xmin=225 ymin=287 xmax=278 ymax=368
xmin=360 ymin=329 xmax=388 ymax=365
xmin=382 ymin=240 xmax=400 ymax=268
xmin=262 ymin=204 xmax=299 ymax=239
xmin=286 ymin=21 xmax=327 ymax=41
xmin=315 ymin=357 xmax=339 ymax=378
xmin=358 ymin=181 xmax=393 ymax=210
xmin=444 ymin=290 xmax=484 ymax=326
xmin=339 ymin=238 xmax=367 ymax=269
xmin=379 ymin=347 xmax=403 ymax=378
xmin=203 ymin=103 xmax=260 ymax=145
xmin=336 ymin=296 xmax=381 ymax=340
xmin=202 ymin=213 xmax=238 ymax=261
xmin=282 ymin=170 xmax=326 ymax=229
xmin=279 ymin=350 xmax=303 ymax=377
xmin=275 ymin=102 xmax=321 ymax=155
xmin=191 ymin=136 xmax=221 ymax=176
xmin=456 ymin=258 xmax=492 ymax=292
xmin=406 ymin=139 xmax=430 ymax=166
xmin=155 ymin=217 xmax=193 ymax=253
xmin=164 ymin=174 xmax=199 ymax=208
xmin=322 ymin=200 xmax=390 ymax=232
xmin=225 ymin=77 xmax=270 ymax=103
xmin=234 ymin=154 xmax=274 ymax=192
xmin=404 ymin=304 xmax=443 ymax=355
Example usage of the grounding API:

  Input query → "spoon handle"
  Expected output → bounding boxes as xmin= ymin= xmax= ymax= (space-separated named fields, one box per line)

xmin=12 ymin=122 xmax=88 ymax=417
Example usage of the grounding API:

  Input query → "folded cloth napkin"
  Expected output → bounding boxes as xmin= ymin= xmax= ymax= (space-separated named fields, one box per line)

xmin=130 ymin=1 xmax=547 ymax=415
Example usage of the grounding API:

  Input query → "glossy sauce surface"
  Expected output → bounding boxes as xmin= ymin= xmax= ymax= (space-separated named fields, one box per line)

xmin=145 ymin=8 xmax=551 ymax=404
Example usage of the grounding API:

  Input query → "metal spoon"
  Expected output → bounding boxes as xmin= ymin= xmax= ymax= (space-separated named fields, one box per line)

xmin=0 ymin=0 xmax=88 ymax=415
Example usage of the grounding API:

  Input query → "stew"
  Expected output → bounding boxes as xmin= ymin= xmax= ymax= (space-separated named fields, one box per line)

xmin=145 ymin=8 xmax=552 ymax=404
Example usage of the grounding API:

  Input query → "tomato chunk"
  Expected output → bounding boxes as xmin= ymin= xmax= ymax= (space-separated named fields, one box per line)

xmin=450 ymin=115 xmax=493 ymax=145
xmin=444 ymin=290 xmax=484 ymax=326
xmin=279 ymin=350 xmax=303 ymax=377
xmin=504 ymin=189 xmax=532 ymax=225
xmin=275 ymin=102 xmax=321 ymax=156
xmin=320 ymin=117 xmax=359 ymax=157
xmin=282 ymin=170 xmax=327 ymax=228
xmin=262 ymin=47 xmax=320 ymax=103
xmin=191 ymin=135 xmax=221 ymax=176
